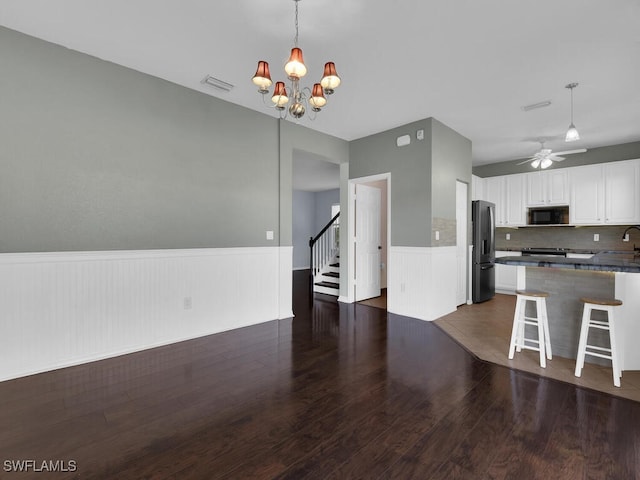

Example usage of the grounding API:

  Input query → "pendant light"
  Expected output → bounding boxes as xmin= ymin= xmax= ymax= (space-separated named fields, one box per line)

xmin=565 ymin=83 xmax=580 ymax=142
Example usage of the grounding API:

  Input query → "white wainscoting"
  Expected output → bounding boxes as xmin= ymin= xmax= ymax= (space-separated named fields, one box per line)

xmin=0 ymin=246 xmax=293 ymax=382
xmin=388 ymin=246 xmax=458 ymax=321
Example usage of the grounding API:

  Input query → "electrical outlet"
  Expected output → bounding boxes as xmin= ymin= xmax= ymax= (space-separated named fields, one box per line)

xmin=266 ymin=230 xmax=274 ymax=240
xmin=435 ymin=231 xmax=440 ymax=241
xmin=183 ymin=297 xmax=192 ymax=310
xmin=506 ymin=233 xmax=511 ymax=240
xmin=593 ymin=233 xmax=600 ymax=242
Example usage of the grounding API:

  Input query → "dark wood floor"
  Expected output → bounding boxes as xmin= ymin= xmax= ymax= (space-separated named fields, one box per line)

xmin=1 ymin=271 xmax=639 ymax=479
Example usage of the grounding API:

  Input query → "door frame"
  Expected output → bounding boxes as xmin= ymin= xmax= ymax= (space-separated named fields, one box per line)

xmin=455 ymin=180 xmax=468 ymax=306
xmin=346 ymin=172 xmax=391 ymax=304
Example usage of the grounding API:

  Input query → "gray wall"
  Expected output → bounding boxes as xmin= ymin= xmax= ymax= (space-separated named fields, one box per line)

xmin=291 ymin=188 xmax=339 ymax=269
xmin=349 ymin=118 xmax=471 ymax=247
xmin=431 ymin=119 xmax=472 ymax=246
xmin=473 ymin=141 xmax=640 ymax=178
xmin=292 ymin=190 xmax=316 ymax=269
xmin=314 ymin=189 xmax=340 ymax=233
xmin=350 ymin=119 xmax=432 ymax=246
xmin=0 ymin=26 xmax=280 ymax=252
xmin=278 ymin=121 xmax=349 ymax=247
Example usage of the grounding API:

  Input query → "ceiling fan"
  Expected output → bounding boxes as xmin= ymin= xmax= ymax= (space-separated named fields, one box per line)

xmin=517 ymin=141 xmax=587 ymax=169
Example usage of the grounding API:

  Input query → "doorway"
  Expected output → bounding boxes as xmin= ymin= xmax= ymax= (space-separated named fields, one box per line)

xmin=348 ymin=173 xmax=390 ymax=308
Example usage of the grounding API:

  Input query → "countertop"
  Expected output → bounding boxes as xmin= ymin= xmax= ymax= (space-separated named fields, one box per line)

xmin=495 ymin=251 xmax=640 ymax=273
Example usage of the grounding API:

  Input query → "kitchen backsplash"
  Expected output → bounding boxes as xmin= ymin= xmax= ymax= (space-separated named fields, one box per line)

xmin=495 ymin=225 xmax=640 ymax=252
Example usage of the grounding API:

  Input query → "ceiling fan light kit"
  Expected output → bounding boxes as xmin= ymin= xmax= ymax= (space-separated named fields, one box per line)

xmin=565 ymin=82 xmax=580 ymax=142
xmin=251 ymin=0 xmax=340 ymax=120
xmin=517 ymin=141 xmax=587 ymax=169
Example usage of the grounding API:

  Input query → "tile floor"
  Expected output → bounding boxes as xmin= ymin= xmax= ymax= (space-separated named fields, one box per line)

xmin=435 ymin=294 xmax=640 ymax=403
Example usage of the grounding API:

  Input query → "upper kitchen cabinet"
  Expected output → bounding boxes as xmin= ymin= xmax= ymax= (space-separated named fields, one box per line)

xmin=570 ymin=159 xmax=640 ymax=225
xmin=604 ymin=159 xmax=640 ymax=224
xmin=485 ymin=174 xmax=526 ymax=226
xmin=526 ymin=169 xmax=569 ymax=206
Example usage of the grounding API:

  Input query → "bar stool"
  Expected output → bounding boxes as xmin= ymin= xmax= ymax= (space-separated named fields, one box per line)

xmin=508 ymin=290 xmax=552 ymax=368
xmin=574 ymin=297 xmax=623 ymax=388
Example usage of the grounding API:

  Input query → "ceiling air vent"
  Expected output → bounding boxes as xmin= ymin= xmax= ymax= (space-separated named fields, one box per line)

xmin=201 ymin=75 xmax=234 ymax=92
xmin=521 ymin=100 xmax=552 ymax=112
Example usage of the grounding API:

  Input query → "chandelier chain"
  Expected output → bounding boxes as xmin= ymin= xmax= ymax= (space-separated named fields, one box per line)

xmin=294 ymin=0 xmax=299 ymax=47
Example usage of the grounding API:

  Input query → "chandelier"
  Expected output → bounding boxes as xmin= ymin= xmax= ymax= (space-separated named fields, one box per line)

xmin=251 ymin=0 xmax=341 ymax=120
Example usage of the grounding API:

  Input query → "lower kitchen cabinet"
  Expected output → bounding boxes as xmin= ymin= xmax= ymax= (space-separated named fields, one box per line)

xmin=495 ymin=251 xmax=521 ymax=294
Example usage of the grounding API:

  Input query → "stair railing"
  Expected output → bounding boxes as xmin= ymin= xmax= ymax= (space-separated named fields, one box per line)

xmin=309 ymin=212 xmax=340 ymax=279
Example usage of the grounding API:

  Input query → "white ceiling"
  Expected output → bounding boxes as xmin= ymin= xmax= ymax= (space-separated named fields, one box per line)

xmin=1 ymin=0 xmax=639 ymax=166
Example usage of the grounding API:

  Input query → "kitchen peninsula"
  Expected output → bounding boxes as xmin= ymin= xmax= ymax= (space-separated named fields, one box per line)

xmin=496 ymin=252 xmax=640 ymax=371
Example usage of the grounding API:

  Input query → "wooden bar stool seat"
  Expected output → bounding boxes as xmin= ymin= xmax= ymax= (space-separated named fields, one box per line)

xmin=575 ymin=297 xmax=623 ymax=387
xmin=508 ymin=290 xmax=552 ymax=368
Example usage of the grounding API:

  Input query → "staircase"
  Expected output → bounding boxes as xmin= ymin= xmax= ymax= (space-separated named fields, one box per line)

xmin=313 ymin=259 xmax=340 ymax=296
xmin=310 ymin=212 xmax=340 ymax=297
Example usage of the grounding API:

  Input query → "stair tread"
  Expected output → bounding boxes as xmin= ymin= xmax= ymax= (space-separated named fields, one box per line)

xmin=323 ymin=272 xmax=339 ymax=278
xmin=330 ymin=263 xmax=339 ymax=267
xmin=314 ymin=281 xmax=339 ymax=289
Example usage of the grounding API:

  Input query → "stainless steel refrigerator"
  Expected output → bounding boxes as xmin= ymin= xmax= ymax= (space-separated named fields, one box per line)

xmin=472 ymin=200 xmax=495 ymax=303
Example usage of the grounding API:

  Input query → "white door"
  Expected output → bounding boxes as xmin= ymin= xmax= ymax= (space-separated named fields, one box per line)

xmin=355 ymin=183 xmax=381 ymax=301
xmin=456 ymin=181 xmax=467 ymax=306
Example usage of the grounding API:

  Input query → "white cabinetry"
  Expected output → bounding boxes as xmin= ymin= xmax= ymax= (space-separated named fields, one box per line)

xmin=604 ymin=160 xmax=640 ymax=224
xmin=495 ymin=251 xmax=521 ymax=294
xmin=505 ymin=174 xmax=527 ymax=226
xmin=569 ymin=164 xmax=603 ymax=224
xmin=484 ymin=176 xmax=505 ymax=226
xmin=526 ymin=169 xmax=569 ymax=206
xmin=484 ymin=175 xmax=526 ymax=226
xmin=569 ymin=159 xmax=640 ymax=225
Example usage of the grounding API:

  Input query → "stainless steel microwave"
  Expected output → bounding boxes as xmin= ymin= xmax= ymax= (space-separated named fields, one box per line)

xmin=527 ymin=206 xmax=569 ymax=225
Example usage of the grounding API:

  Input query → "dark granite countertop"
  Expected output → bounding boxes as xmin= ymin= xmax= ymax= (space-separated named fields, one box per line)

xmin=495 ymin=252 xmax=640 ymax=273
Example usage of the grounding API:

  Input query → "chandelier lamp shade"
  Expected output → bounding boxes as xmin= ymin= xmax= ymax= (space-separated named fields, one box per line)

xmin=251 ymin=0 xmax=340 ymax=120
xmin=565 ymin=82 xmax=580 ymax=142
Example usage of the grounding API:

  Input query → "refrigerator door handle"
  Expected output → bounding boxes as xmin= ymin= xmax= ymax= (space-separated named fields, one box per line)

xmin=489 ymin=206 xmax=495 ymax=254
xmin=480 ymin=264 xmax=494 ymax=270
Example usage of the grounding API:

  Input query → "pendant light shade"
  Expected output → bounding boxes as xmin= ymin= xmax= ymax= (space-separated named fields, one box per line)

xmin=309 ymin=83 xmax=327 ymax=111
xmin=252 ymin=61 xmax=272 ymax=93
xmin=284 ymin=47 xmax=307 ymax=79
xmin=565 ymin=123 xmax=580 ymax=142
xmin=320 ymin=62 xmax=341 ymax=94
xmin=272 ymin=82 xmax=289 ymax=109
xmin=565 ymin=83 xmax=580 ymax=142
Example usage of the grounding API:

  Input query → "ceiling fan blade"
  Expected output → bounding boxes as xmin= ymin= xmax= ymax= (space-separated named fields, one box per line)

xmin=516 ymin=159 xmax=532 ymax=165
xmin=549 ymin=156 xmax=566 ymax=161
xmin=553 ymin=148 xmax=587 ymax=156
